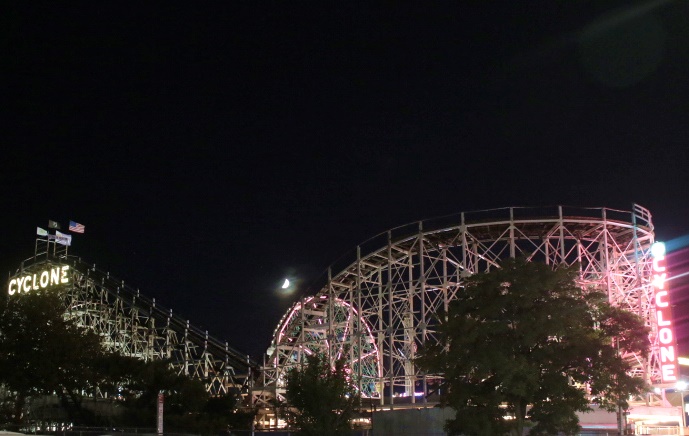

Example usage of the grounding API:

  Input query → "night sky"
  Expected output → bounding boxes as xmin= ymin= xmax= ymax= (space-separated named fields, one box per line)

xmin=4 ymin=2 xmax=689 ymax=360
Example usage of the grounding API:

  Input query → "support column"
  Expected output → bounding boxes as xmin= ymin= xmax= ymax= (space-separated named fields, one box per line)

xmin=558 ymin=206 xmax=566 ymax=262
xmin=387 ymin=231 xmax=394 ymax=408
xmin=407 ymin=231 xmax=416 ymax=402
xmin=377 ymin=267 xmax=384 ymax=406
xmin=418 ymin=221 xmax=427 ymax=403
xmin=356 ymin=246 xmax=363 ymax=394
xmin=509 ymin=207 xmax=515 ymax=259
xmin=328 ymin=267 xmax=334 ymax=363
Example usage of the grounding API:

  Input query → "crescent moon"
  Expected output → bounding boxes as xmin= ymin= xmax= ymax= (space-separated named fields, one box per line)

xmin=281 ymin=279 xmax=290 ymax=289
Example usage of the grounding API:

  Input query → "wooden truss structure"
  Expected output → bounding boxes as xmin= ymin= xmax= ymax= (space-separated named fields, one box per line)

xmin=256 ymin=205 xmax=660 ymax=409
xmin=13 ymin=241 xmax=257 ymax=398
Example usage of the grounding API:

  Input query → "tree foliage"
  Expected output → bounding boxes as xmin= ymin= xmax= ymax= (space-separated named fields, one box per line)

xmin=0 ymin=287 xmax=107 ymax=424
xmin=416 ymin=258 xmax=649 ymax=436
xmin=284 ymin=353 xmax=360 ymax=435
xmin=89 ymin=354 xmax=251 ymax=434
xmin=0 ymin=285 xmax=249 ymax=434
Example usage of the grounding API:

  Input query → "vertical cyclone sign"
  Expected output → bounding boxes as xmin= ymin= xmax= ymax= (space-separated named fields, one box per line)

xmin=652 ymin=242 xmax=679 ymax=384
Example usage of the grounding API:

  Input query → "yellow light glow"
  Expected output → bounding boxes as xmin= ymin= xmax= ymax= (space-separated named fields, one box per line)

xmin=8 ymin=265 xmax=69 ymax=296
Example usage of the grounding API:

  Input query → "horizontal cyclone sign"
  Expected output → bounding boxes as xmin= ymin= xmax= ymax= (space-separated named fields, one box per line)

xmin=7 ymin=265 xmax=70 ymax=296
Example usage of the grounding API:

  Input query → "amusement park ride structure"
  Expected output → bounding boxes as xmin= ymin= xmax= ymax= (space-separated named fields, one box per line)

xmin=7 ymin=204 xmax=680 ymax=429
xmin=253 ymin=204 xmax=677 ymax=411
xmin=9 ymin=237 xmax=259 ymax=398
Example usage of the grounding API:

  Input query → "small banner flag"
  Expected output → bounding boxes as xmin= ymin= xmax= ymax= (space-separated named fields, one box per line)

xmin=37 ymin=227 xmax=48 ymax=237
xmin=48 ymin=220 xmax=61 ymax=229
xmin=55 ymin=230 xmax=72 ymax=246
xmin=69 ymin=221 xmax=85 ymax=233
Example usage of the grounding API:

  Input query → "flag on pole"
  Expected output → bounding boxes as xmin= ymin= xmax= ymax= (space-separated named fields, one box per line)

xmin=48 ymin=220 xmax=61 ymax=229
xmin=69 ymin=221 xmax=85 ymax=233
xmin=37 ymin=227 xmax=48 ymax=236
xmin=55 ymin=230 xmax=72 ymax=246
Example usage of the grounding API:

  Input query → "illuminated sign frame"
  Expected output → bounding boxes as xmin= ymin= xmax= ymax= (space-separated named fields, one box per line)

xmin=7 ymin=265 xmax=70 ymax=296
xmin=651 ymin=242 xmax=679 ymax=383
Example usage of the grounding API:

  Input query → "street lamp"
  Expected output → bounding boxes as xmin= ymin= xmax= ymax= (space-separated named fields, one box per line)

xmin=677 ymin=380 xmax=687 ymax=430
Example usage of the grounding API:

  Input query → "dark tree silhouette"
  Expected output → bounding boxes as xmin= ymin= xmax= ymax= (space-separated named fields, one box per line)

xmin=416 ymin=258 xmax=649 ymax=436
xmin=284 ymin=353 xmax=360 ymax=435
xmin=0 ymin=288 xmax=106 ymax=424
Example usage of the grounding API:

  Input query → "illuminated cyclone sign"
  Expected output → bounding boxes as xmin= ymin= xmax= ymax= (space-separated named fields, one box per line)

xmin=651 ymin=242 xmax=679 ymax=383
xmin=7 ymin=265 xmax=70 ymax=296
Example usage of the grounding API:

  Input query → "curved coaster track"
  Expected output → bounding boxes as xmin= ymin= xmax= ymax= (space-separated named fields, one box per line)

xmin=255 ymin=205 xmax=663 ymax=411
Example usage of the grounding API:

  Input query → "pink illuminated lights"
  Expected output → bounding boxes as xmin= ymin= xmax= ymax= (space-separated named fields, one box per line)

xmin=273 ymin=295 xmax=382 ymax=395
xmin=652 ymin=242 xmax=679 ymax=383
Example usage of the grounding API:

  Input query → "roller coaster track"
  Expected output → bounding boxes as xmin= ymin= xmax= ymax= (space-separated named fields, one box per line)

xmin=258 ymin=205 xmax=667 ymax=410
xmin=12 ymin=251 xmax=259 ymax=397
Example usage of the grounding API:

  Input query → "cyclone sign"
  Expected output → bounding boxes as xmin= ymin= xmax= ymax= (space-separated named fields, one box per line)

xmin=7 ymin=265 xmax=70 ymax=296
xmin=651 ymin=242 xmax=678 ymax=383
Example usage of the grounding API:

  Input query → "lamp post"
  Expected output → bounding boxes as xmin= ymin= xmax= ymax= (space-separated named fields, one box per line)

xmin=677 ymin=380 xmax=687 ymax=431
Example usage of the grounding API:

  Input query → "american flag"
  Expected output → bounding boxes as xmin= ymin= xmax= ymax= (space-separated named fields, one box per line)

xmin=69 ymin=220 xmax=85 ymax=233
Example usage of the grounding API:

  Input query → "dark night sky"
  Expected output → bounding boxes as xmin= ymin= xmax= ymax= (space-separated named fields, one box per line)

xmin=3 ymin=1 xmax=689 ymax=359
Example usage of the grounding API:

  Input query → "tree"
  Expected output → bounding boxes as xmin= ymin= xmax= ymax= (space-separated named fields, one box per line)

xmin=112 ymin=357 xmax=209 ymax=429
xmin=284 ymin=353 xmax=360 ymax=435
xmin=0 ymin=284 xmax=248 ymax=434
xmin=0 ymin=287 xmax=108 ymax=425
xmin=93 ymin=353 xmax=251 ymax=434
xmin=416 ymin=258 xmax=649 ymax=436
